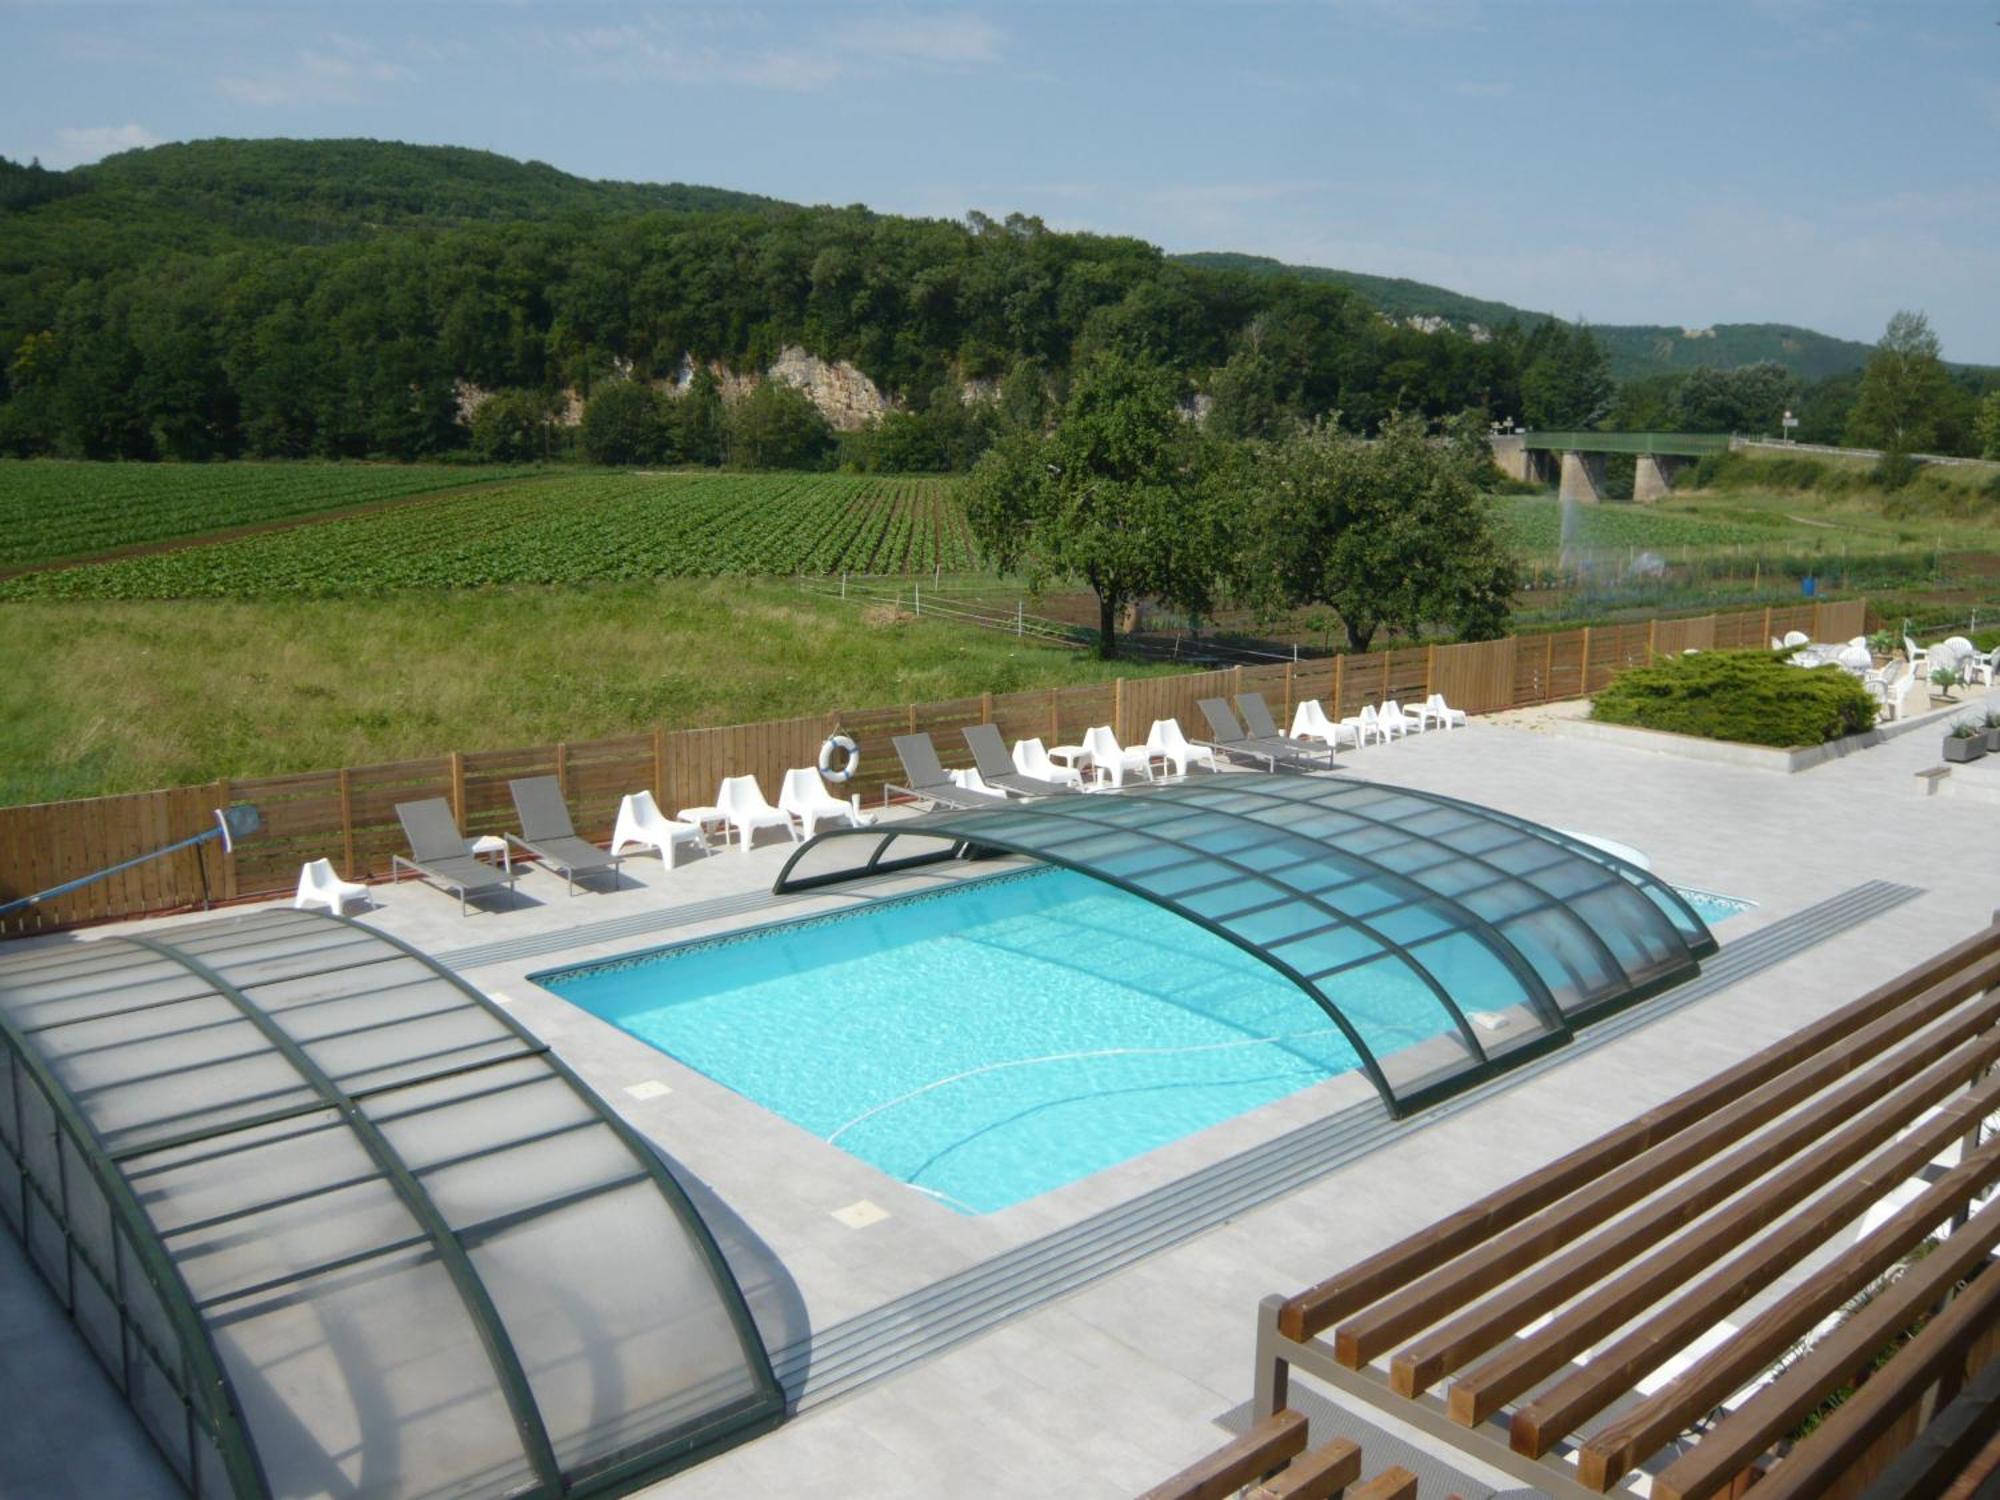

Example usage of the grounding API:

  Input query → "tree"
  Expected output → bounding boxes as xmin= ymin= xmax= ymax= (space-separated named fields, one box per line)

xmin=471 ymin=389 xmax=560 ymax=461
xmin=726 ymin=381 xmax=834 ymax=469
xmin=1671 ymin=361 xmax=1795 ymax=435
xmin=1975 ymin=391 xmax=2000 ymax=462
xmin=673 ymin=365 xmax=725 ymax=465
xmin=964 ymin=352 xmax=1227 ymax=659
xmin=1236 ymin=411 xmax=1517 ymax=653
xmin=579 ymin=380 xmax=665 ymax=466
xmin=1846 ymin=310 xmax=1952 ymax=454
xmin=1520 ymin=323 xmax=1613 ymax=430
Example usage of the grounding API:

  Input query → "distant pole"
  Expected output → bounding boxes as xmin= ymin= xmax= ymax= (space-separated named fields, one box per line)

xmin=841 ymin=572 xmax=847 ymax=599
xmin=914 ymin=583 xmax=921 ymax=616
xmin=1016 ymin=600 xmax=1023 ymax=637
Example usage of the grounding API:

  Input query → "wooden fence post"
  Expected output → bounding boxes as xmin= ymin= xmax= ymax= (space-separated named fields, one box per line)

xmin=1762 ymin=605 xmax=1773 ymax=646
xmin=652 ymin=725 xmax=667 ymax=804
xmin=1283 ymin=662 xmax=1294 ymax=724
xmin=1425 ymin=644 xmax=1436 ymax=699
xmin=1380 ymin=651 xmax=1391 ymax=703
xmin=448 ymin=752 xmax=466 ymax=829
xmin=1233 ymin=664 xmax=1244 ymax=701
xmin=1049 ymin=688 xmax=1060 ymax=741
xmin=1811 ymin=601 xmax=1823 ymax=640
xmin=1333 ymin=653 xmax=1344 ymax=716
xmin=338 ymin=768 xmax=356 ymax=879
xmin=1114 ymin=677 xmax=1125 ymax=742
xmin=555 ymin=742 xmax=569 ymax=799
xmin=1543 ymin=632 xmax=1555 ymax=703
xmin=1579 ymin=628 xmax=1593 ymax=698
xmin=907 ymin=703 xmax=918 ymax=735
xmin=981 ymin=692 xmax=992 ymax=725
xmin=1647 ymin=620 xmax=1657 ymax=662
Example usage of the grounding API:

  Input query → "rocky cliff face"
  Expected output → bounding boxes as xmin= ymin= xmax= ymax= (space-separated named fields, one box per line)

xmin=458 ymin=345 xmax=897 ymax=432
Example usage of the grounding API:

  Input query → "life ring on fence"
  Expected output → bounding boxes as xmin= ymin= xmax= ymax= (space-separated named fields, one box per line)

xmin=818 ymin=733 xmax=861 ymax=783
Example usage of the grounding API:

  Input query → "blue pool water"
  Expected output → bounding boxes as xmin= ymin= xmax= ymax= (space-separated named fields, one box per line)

xmin=538 ymin=869 xmax=1747 ymax=1214
xmin=1676 ymin=887 xmax=1756 ymax=926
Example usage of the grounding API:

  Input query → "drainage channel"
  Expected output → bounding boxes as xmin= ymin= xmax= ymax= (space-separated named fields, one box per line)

xmin=770 ymin=879 xmax=1921 ymax=1411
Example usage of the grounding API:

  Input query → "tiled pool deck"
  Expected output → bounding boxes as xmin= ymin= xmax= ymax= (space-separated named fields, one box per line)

xmin=4 ymin=689 xmax=1997 ymax=1497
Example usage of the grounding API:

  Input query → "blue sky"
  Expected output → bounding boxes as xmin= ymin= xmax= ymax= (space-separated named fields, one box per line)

xmin=6 ymin=0 xmax=1998 ymax=361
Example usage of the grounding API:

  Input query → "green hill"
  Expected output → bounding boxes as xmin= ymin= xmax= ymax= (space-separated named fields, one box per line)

xmin=1174 ymin=251 xmax=1883 ymax=384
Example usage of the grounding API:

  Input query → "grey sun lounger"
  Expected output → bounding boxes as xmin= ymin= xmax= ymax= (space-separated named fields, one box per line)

xmin=506 ymin=775 xmax=624 ymax=896
xmin=962 ymin=723 xmax=1073 ymax=798
xmin=890 ymin=733 xmax=1012 ymax=809
xmin=1237 ymin=692 xmax=1338 ymax=770
xmin=392 ymin=797 xmax=516 ymax=915
xmin=1196 ymin=698 xmax=1330 ymax=773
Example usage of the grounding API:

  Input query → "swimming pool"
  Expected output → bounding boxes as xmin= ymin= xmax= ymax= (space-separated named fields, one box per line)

xmin=537 ymin=868 xmax=1744 ymax=1214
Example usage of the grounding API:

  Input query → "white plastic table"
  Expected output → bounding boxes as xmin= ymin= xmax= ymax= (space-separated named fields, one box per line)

xmin=676 ymin=804 xmax=731 ymax=847
xmin=464 ymin=834 xmax=511 ymax=875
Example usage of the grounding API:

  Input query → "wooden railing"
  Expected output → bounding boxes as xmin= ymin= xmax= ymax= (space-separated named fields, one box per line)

xmin=0 ymin=598 xmax=1866 ymax=935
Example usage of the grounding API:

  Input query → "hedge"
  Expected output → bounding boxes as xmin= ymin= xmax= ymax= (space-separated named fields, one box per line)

xmin=1591 ymin=649 xmax=1877 ymax=748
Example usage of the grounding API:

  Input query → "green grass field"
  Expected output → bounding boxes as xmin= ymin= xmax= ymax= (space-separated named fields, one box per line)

xmin=0 ymin=580 xmax=1177 ymax=805
xmin=0 ymin=470 xmax=972 ymax=597
xmin=0 ymin=459 xmax=546 ymax=569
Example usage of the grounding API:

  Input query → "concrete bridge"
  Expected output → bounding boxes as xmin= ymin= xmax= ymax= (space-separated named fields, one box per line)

xmin=1490 ymin=430 xmax=1732 ymax=503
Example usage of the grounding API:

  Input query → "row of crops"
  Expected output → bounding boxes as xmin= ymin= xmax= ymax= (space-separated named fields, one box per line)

xmin=0 ymin=459 xmax=543 ymax=569
xmin=0 ymin=472 xmax=976 ymax=599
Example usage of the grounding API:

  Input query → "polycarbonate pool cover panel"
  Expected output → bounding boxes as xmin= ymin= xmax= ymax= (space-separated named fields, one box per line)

xmin=0 ymin=909 xmax=782 ymax=1499
xmin=774 ymin=774 xmax=1716 ymax=1113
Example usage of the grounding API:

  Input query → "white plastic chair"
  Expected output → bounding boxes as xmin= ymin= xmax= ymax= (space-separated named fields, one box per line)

xmin=717 ymin=774 xmax=797 ymax=854
xmin=1782 ymin=630 xmax=1810 ymax=648
xmin=1377 ymin=701 xmax=1417 ymax=738
xmin=1864 ymin=659 xmax=1908 ymax=720
xmin=1904 ymin=635 xmax=1928 ymax=678
xmin=1290 ymin=699 xmax=1359 ymax=750
xmin=294 ymin=858 xmax=369 ymax=914
xmin=1012 ymin=737 xmax=1084 ymax=788
xmin=1769 ymin=636 xmax=1786 ymax=650
xmin=1835 ymin=643 xmax=1873 ymax=675
xmin=1081 ymin=725 xmax=1153 ymax=789
xmin=1356 ymin=704 xmax=1394 ymax=746
xmin=1421 ymin=692 xmax=1468 ymax=730
xmin=778 ymin=768 xmax=871 ymax=840
xmin=609 ymin=790 xmax=708 ymax=867
xmin=1145 ymin=717 xmax=1220 ymax=777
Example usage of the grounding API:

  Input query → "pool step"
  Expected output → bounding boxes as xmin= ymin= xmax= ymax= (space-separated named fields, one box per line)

xmin=770 ymin=878 xmax=1922 ymax=1412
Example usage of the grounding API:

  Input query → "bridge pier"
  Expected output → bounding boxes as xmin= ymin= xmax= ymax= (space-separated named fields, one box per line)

xmin=1489 ymin=433 xmax=1530 ymax=482
xmin=1633 ymin=453 xmax=1686 ymax=503
xmin=1558 ymin=450 xmax=1606 ymax=504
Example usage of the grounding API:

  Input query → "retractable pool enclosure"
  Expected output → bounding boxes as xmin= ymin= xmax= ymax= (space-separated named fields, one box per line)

xmin=775 ymin=777 xmax=1716 ymax=1115
xmin=0 ymin=909 xmax=783 ymax=1500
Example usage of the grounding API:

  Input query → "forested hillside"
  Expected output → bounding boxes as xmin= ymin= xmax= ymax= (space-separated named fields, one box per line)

xmin=1177 ymin=251 xmax=1888 ymax=384
xmin=0 ymin=139 xmax=1525 ymax=462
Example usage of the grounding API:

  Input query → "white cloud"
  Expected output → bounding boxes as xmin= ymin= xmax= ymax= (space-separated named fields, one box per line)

xmin=217 ymin=37 xmax=414 ymax=108
xmin=834 ymin=13 xmax=1003 ymax=66
xmin=40 ymin=124 xmax=162 ymax=169
xmin=547 ymin=8 xmax=1002 ymax=93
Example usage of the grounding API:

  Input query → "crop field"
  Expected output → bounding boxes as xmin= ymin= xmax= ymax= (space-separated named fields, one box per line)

xmin=0 ymin=471 xmax=974 ymax=598
xmin=0 ymin=459 xmax=543 ymax=569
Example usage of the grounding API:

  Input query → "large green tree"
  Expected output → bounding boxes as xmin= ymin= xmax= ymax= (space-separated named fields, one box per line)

xmin=726 ymin=382 xmax=834 ymax=470
xmin=1846 ymin=310 xmax=1952 ymax=453
xmin=1236 ymin=412 xmax=1517 ymax=653
xmin=1520 ymin=323 xmax=1613 ymax=430
xmin=1975 ymin=390 xmax=2000 ymax=462
xmin=964 ymin=352 xmax=1228 ymax=659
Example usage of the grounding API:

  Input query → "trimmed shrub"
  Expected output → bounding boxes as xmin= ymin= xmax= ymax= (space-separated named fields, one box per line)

xmin=1591 ymin=649 xmax=1876 ymax=748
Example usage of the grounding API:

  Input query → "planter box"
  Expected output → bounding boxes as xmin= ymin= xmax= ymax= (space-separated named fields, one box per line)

xmin=1943 ymin=736 xmax=1985 ymax=763
xmin=1985 ymin=727 xmax=2000 ymax=754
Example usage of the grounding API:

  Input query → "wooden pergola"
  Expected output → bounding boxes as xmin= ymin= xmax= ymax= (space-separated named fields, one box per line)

xmin=1251 ymin=922 xmax=2000 ymax=1499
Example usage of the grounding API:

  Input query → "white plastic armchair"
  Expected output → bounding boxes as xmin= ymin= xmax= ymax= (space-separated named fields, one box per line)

xmin=1145 ymin=717 xmax=1219 ymax=776
xmin=778 ymin=768 xmax=871 ymax=840
xmin=1904 ymin=635 xmax=1928 ymax=678
xmin=294 ymin=858 xmax=370 ymax=914
xmin=1012 ymin=737 xmax=1084 ymax=789
xmin=1421 ymin=692 xmax=1468 ymax=730
xmin=717 ymin=774 xmax=797 ymax=854
xmin=1356 ymin=704 xmax=1394 ymax=746
xmin=1290 ymin=699 xmax=1359 ymax=750
xmin=1378 ymin=701 xmax=1417 ymax=738
xmin=610 ymin=790 xmax=708 ymax=867
xmin=1782 ymin=630 xmax=1810 ymax=649
xmin=1081 ymin=725 xmax=1153 ymax=789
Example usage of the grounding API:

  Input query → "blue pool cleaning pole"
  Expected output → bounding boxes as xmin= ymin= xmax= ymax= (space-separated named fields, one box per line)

xmin=0 ymin=804 xmax=262 ymax=919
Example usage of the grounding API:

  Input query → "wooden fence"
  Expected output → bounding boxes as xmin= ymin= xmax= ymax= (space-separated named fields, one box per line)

xmin=0 ymin=598 xmax=1864 ymax=935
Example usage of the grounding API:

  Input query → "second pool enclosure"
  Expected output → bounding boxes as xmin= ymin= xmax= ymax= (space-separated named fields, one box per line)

xmin=772 ymin=775 xmax=1717 ymax=1116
